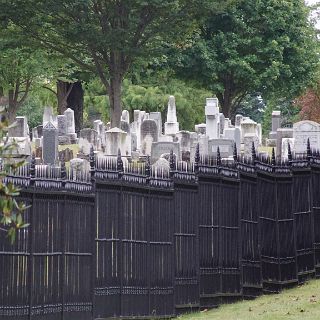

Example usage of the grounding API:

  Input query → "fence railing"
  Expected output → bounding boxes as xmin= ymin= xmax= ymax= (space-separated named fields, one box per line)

xmin=1 ymin=142 xmax=320 ymax=319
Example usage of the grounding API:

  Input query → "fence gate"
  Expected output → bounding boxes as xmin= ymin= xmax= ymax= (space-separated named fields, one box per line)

xmin=257 ymin=162 xmax=298 ymax=293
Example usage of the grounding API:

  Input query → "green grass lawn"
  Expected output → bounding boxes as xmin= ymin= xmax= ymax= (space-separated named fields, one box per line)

xmin=178 ymin=279 xmax=320 ymax=320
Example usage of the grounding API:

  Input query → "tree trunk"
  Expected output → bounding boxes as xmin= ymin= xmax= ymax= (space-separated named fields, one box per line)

xmin=67 ymin=81 xmax=84 ymax=133
xmin=57 ymin=80 xmax=69 ymax=114
xmin=108 ymin=73 xmax=122 ymax=128
xmin=7 ymin=89 xmax=18 ymax=124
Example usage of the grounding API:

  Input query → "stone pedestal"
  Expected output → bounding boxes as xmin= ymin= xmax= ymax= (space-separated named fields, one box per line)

xmin=205 ymin=98 xmax=220 ymax=140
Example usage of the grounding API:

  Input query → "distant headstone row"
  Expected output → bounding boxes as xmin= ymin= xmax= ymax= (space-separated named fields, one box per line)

xmin=7 ymin=97 xmax=320 ymax=167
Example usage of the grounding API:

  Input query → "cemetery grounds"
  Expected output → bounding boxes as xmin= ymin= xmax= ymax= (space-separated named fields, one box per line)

xmin=178 ymin=279 xmax=320 ymax=320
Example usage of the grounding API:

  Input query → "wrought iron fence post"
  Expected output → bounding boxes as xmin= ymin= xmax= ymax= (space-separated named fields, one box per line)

xmin=145 ymin=155 xmax=150 ymax=183
xmin=89 ymin=146 xmax=96 ymax=188
xmin=216 ymin=146 xmax=221 ymax=166
xmin=271 ymin=147 xmax=276 ymax=171
xmin=251 ymin=142 xmax=256 ymax=164
xmin=61 ymin=154 xmax=67 ymax=188
xmin=28 ymin=153 xmax=36 ymax=319
xmin=117 ymin=148 xmax=123 ymax=179
xmin=233 ymin=142 xmax=238 ymax=163
xmin=194 ymin=143 xmax=200 ymax=174
xmin=288 ymin=141 xmax=293 ymax=166
xmin=169 ymin=149 xmax=176 ymax=178
xmin=307 ymin=138 xmax=312 ymax=163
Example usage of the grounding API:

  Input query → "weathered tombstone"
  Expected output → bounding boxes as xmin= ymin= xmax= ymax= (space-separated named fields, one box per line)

xmin=57 ymin=115 xmax=67 ymax=136
xmin=243 ymin=134 xmax=259 ymax=157
xmin=42 ymin=121 xmax=58 ymax=165
xmin=140 ymin=119 xmax=158 ymax=155
xmin=281 ymin=138 xmax=295 ymax=161
xmin=219 ymin=113 xmax=225 ymax=135
xmin=276 ymin=128 xmax=293 ymax=160
xmin=70 ymin=158 xmax=86 ymax=180
xmin=151 ymin=141 xmax=180 ymax=163
xmin=241 ymin=118 xmax=257 ymax=143
xmin=36 ymin=125 xmax=43 ymax=138
xmin=59 ymin=148 xmax=74 ymax=162
xmin=235 ymin=114 xmax=243 ymax=128
xmin=208 ymin=139 xmax=234 ymax=158
xmin=152 ymin=158 xmax=170 ymax=175
xmin=272 ymin=111 xmax=281 ymax=132
xmin=105 ymin=127 xmax=127 ymax=155
xmin=149 ymin=112 xmax=162 ymax=136
xmin=63 ymin=108 xmax=77 ymax=143
xmin=43 ymin=106 xmax=55 ymax=125
xmin=78 ymin=129 xmax=98 ymax=155
xmin=164 ymin=96 xmax=179 ymax=135
xmin=293 ymin=120 xmax=320 ymax=155
xmin=32 ymin=127 xmax=38 ymax=139
xmin=9 ymin=116 xmax=29 ymax=137
xmin=195 ymin=123 xmax=206 ymax=135
xmin=205 ymin=98 xmax=220 ymax=139
xmin=224 ymin=127 xmax=240 ymax=154
xmin=121 ymin=110 xmax=130 ymax=123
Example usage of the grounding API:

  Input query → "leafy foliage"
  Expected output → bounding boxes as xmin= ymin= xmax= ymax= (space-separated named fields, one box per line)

xmin=0 ymin=108 xmax=28 ymax=243
xmin=171 ymin=0 xmax=319 ymax=117
xmin=295 ymin=82 xmax=320 ymax=123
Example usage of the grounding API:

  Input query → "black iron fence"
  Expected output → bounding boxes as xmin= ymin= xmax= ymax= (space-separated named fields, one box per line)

xmin=1 ymin=143 xmax=320 ymax=320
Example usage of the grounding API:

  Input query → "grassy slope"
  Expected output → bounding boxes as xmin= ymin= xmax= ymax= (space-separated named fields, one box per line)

xmin=178 ymin=280 xmax=320 ymax=320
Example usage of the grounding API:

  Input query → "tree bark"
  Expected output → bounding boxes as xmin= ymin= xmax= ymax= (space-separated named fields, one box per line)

xmin=67 ymin=81 xmax=84 ymax=133
xmin=108 ymin=73 xmax=122 ymax=128
xmin=57 ymin=80 xmax=69 ymax=114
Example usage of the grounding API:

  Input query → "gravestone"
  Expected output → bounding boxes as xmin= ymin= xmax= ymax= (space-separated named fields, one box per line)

xmin=219 ymin=113 xmax=225 ymax=135
xmin=243 ymin=134 xmax=259 ymax=158
xmin=235 ymin=114 xmax=243 ymax=128
xmin=149 ymin=112 xmax=162 ymax=136
xmin=224 ymin=127 xmax=240 ymax=154
xmin=272 ymin=111 xmax=281 ymax=132
xmin=42 ymin=121 xmax=58 ymax=165
xmin=205 ymin=98 xmax=220 ymax=139
xmin=64 ymin=108 xmax=77 ymax=143
xmin=57 ymin=115 xmax=67 ymax=136
xmin=293 ymin=120 xmax=320 ymax=155
xmin=281 ymin=138 xmax=295 ymax=160
xmin=151 ymin=141 xmax=180 ymax=163
xmin=195 ymin=123 xmax=206 ymax=135
xmin=164 ymin=96 xmax=179 ymax=135
xmin=208 ymin=139 xmax=234 ymax=158
xmin=121 ymin=110 xmax=130 ymax=123
xmin=241 ymin=118 xmax=257 ymax=143
xmin=105 ymin=127 xmax=127 ymax=155
xmin=276 ymin=128 xmax=293 ymax=160
xmin=43 ymin=106 xmax=55 ymax=125
xmin=9 ymin=116 xmax=29 ymax=137
xmin=140 ymin=119 xmax=158 ymax=155
xmin=59 ymin=148 xmax=74 ymax=162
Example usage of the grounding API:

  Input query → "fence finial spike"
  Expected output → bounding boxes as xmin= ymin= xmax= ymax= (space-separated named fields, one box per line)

xmin=61 ymin=152 xmax=66 ymax=181
xmin=117 ymin=148 xmax=123 ymax=172
xmin=251 ymin=141 xmax=256 ymax=162
xmin=307 ymin=138 xmax=311 ymax=160
xmin=288 ymin=141 xmax=292 ymax=163
xmin=145 ymin=155 xmax=150 ymax=177
xmin=271 ymin=147 xmax=276 ymax=166
xmin=217 ymin=146 xmax=221 ymax=166
xmin=169 ymin=149 xmax=175 ymax=172
xmin=233 ymin=142 xmax=237 ymax=162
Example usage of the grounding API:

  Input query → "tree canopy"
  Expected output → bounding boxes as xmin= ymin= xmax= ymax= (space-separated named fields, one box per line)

xmin=1 ymin=0 xmax=231 ymax=127
xmin=170 ymin=0 xmax=319 ymax=118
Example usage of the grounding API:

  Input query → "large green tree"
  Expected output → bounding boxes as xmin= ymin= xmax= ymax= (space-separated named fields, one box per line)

xmin=1 ymin=0 xmax=230 ymax=127
xmin=171 ymin=0 xmax=319 ymax=118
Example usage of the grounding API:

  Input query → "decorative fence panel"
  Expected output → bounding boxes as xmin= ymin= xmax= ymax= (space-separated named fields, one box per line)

xmin=257 ymin=163 xmax=298 ymax=293
xmin=238 ymin=163 xmax=262 ymax=298
xmin=311 ymin=156 xmax=320 ymax=277
xmin=291 ymin=161 xmax=315 ymax=282
xmin=1 ymin=147 xmax=320 ymax=319
xmin=173 ymin=172 xmax=199 ymax=313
